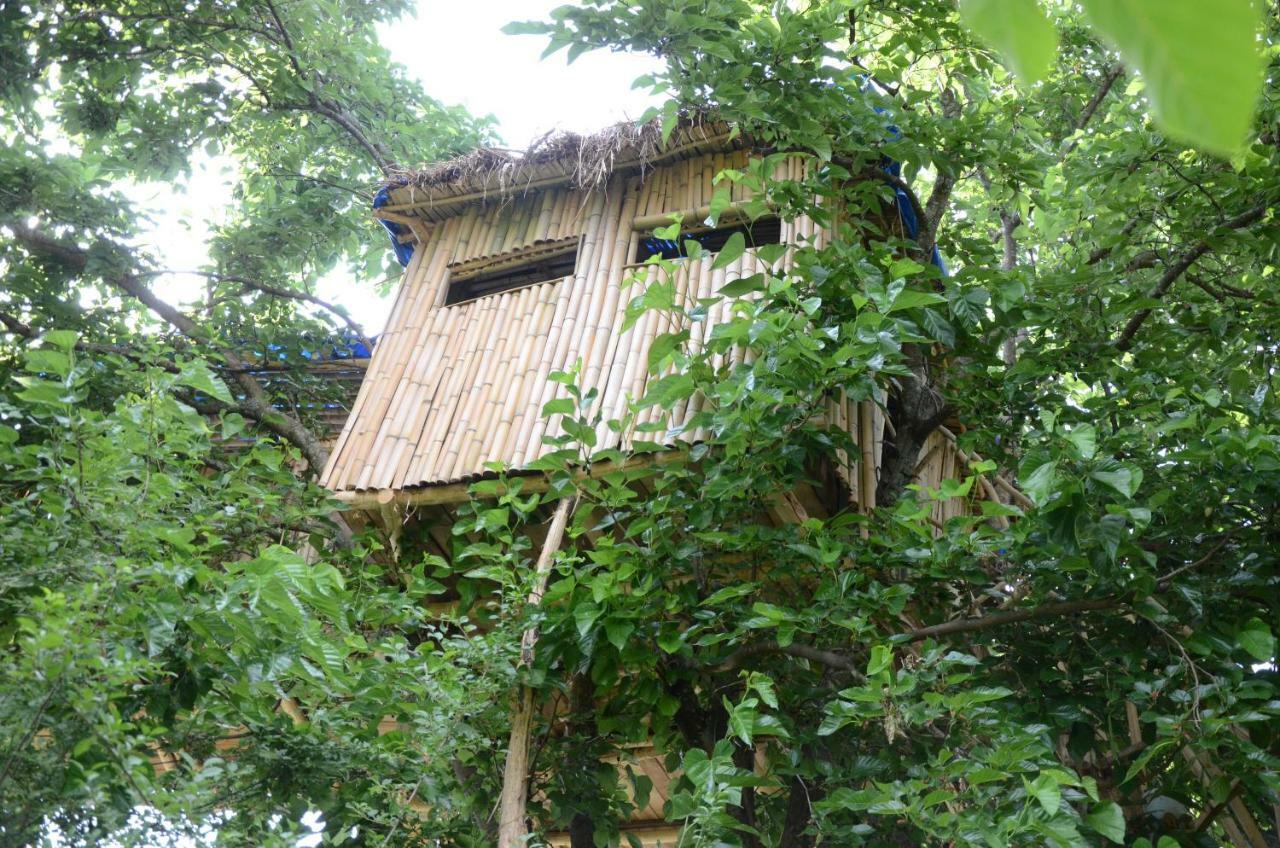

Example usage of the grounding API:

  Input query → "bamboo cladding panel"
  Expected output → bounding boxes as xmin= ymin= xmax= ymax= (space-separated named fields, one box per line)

xmin=448 ymin=187 xmax=591 ymax=267
xmin=323 ymin=150 xmax=969 ymax=510
xmin=633 ymin=147 xmax=755 ymax=215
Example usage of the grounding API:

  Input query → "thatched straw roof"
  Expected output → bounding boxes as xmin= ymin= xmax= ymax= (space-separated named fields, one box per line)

xmin=379 ymin=114 xmax=746 ymax=219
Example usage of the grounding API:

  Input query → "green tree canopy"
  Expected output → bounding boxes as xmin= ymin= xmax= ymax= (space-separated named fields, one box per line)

xmin=2 ymin=1 xmax=1279 ymax=847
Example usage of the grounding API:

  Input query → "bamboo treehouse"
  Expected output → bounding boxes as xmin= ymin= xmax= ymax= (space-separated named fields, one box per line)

xmin=322 ymin=119 xmax=1008 ymax=847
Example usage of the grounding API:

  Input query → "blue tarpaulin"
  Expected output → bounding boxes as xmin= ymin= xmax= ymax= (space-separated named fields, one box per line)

xmin=886 ymin=156 xmax=948 ymax=274
xmin=374 ymin=185 xmax=415 ymax=268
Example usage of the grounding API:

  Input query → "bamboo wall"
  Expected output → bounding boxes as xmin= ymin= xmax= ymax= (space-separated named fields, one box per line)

xmin=321 ymin=148 xmax=973 ymax=523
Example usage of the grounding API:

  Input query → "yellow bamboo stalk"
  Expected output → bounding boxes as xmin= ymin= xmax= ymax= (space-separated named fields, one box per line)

xmin=348 ymin=222 xmax=455 ymax=490
xmin=324 ymin=222 xmax=438 ymax=487
xmin=504 ymin=279 xmax=573 ymax=461
xmin=491 ymin=284 xmax=558 ymax=462
xmin=406 ymin=298 xmax=486 ymax=483
xmin=859 ymin=401 xmax=876 ymax=516
xmin=497 ymin=496 xmax=577 ymax=848
xmin=532 ymin=189 xmax=556 ymax=243
xmin=437 ymin=292 xmax=509 ymax=479
xmin=523 ymin=191 xmax=612 ymax=460
xmin=460 ymin=285 xmax=535 ymax=477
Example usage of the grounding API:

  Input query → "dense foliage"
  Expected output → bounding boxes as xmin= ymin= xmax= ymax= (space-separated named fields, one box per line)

xmin=0 ymin=0 xmax=491 ymax=843
xmin=2 ymin=1 xmax=1279 ymax=847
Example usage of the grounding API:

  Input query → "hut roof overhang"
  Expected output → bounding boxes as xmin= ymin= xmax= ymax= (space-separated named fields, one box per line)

xmin=376 ymin=116 xmax=746 ymax=222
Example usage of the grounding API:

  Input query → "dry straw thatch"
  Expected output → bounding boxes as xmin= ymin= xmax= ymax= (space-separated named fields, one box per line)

xmin=381 ymin=113 xmax=740 ymax=210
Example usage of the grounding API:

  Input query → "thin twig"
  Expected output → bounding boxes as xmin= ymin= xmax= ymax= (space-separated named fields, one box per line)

xmin=1113 ymin=202 xmax=1270 ymax=351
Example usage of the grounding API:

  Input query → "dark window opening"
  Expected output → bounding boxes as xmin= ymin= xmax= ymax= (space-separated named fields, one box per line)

xmin=446 ymin=248 xmax=578 ymax=306
xmin=636 ymin=216 xmax=782 ymax=263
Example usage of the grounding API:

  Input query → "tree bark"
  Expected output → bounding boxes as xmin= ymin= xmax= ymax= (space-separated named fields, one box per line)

xmin=779 ymin=774 xmax=820 ymax=848
xmin=875 ymin=346 xmax=950 ymax=506
xmin=730 ymin=744 xmax=764 ymax=848
xmin=567 ymin=673 xmax=599 ymax=848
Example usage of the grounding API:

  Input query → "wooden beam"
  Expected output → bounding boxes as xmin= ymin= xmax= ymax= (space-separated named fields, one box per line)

xmin=497 ymin=496 xmax=577 ymax=848
xmin=372 ymin=208 xmax=428 ymax=228
xmin=331 ymin=451 xmax=686 ymax=511
xmin=632 ymin=200 xmax=774 ymax=233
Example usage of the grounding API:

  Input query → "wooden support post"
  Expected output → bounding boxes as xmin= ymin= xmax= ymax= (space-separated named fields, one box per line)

xmin=497 ymin=496 xmax=577 ymax=848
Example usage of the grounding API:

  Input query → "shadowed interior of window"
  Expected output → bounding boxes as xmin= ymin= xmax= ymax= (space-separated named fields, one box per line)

xmin=445 ymin=244 xmax=579 ymax=305
xmin=636 ymin=216 xmax=782 ymax=263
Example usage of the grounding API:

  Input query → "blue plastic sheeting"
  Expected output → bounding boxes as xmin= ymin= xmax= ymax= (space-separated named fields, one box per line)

xmin=374 ymin=185 xmax=415 ymax=267
xmin=885 ymin=156 xmax=948 ymax=274
xmin=251 ymin=334 xmax=376 ymax=364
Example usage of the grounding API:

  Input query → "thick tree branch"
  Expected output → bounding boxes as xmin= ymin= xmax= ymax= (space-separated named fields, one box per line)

xmin=714 ymin=641 xmax=865 ymax=679
xmin=779 ymin=774 xmax=819 ymax=848
xmin=857 ymin=166 xmax=935 ymax=257
xmin=299 ymin=97 xmax=396 ymax=176
xmin=1112 ymin=202 xmax=1269 ymax=351
xmin=1085 ymin=217 xmax=1143 ymax=266
xmin=153 ymin=271 xmax=373 ymax=352
xmin=876 ymin=345 xmax=952 ymax=506
xmin=898 ymin=598 xmax=1120 ymax=642
xmin=6 ymin=222 xmax=331 ymax=473
xmin=922 ymin=86 xmax=962 ymax=243
xmin=1064 ymin=62 xmax=1125 ymax=154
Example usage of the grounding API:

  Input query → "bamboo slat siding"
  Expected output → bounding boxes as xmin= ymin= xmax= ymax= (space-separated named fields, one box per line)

xmin=323 ymin=149 xmax=971 ymax=518
xmin=448 ymin=187 xmax=590 ymax=267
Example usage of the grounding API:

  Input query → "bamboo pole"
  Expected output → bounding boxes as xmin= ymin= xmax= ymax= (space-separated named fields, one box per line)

xmin=497 ymin=496 xmax=577 ymax=848
xmin=322 ymin=227 xmax=433 ymax=486
xmin=632 ymin=200 xmax=776 ymax=233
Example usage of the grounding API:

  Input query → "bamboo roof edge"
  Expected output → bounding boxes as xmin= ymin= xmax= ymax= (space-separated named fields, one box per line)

xmin=332 ymin=450 xmax=687 ymax=509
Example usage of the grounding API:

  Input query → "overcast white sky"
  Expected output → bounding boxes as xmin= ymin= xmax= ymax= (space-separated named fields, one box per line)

xmin=382 ymin=0 xmax=661 ymax=148
xmin=314 ymin=0 xmax=661 ymax=329
xmin=141 ymin=1 xmax=661 ymax=335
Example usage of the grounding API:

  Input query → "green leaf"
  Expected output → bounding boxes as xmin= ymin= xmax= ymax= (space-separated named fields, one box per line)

xmin=867 ymin=645 xmax=892 ymax=676
xmin=178 ymin=359 xmax=233 ymax=404
xmin=1079 ymin=0 xmax=1264 ymax=155
xmin=728 ymin=703 xmax=755 ymax=746
xmin=1238 ymin=617 xmax=1274 ymax=661
xmin=701 ymin=583 xmax=758 ymax=606
xmin=959 ymin=0 xmax=1059 ymax=84
xmin=711 ymin=231 xmax=746 ymax=270
xmin=1066 ymin=424 xmax=1097 ymax=460
xmin=720 ymin=273 xmax=766 ymax=297
xmin=573 ymin=602 xmax=601 ymax=638
xmin=920 ymin=307 xmax=956 ymax=346
xmin=541 ymin=397 xmax=576 ymax=417
xmin=40 ymin=330 xmax=80 ymax=353
xmin=706 ymin=184 xmax=732 ymax=226
xmin=656 ymin=628 xmax=684 ymax=654
xmin=888 ymin=288 xmax=947 ymax=313
xmin=754 ymin=243 xmax=788 ymax=266
xmin=888 ymin=257 xmax=926 ymax=279
xmin=604 ymin=619 xmax=634 ymax=652
xmin=1090 ymin=467 xmax=1139 ymax=498
xmin=1022 ymin=461 xmax=1059 ymax=507
xmin=1084 ymin=801 xmax=1126 ymax=843
xmin=24 ymin=349 xmax=71 ymax=379
xmin=1028 ymin=773 xmax=1062 ymax=815
xmin=647 ymin=331 xmax=688 ymax=370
